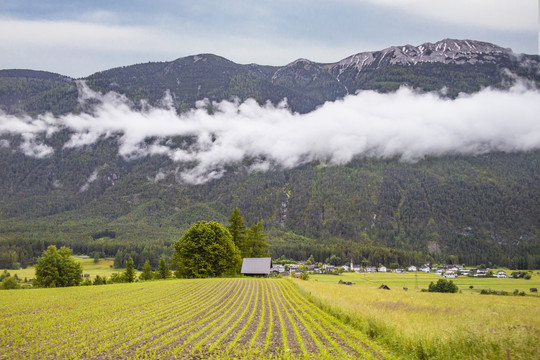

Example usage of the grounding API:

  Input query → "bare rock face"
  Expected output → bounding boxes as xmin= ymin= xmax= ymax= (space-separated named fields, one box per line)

xmin=335 ymin=39 xmax=512 ymax=72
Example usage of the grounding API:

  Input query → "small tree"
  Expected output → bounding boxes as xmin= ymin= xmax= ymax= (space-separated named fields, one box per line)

xmin=124 ymin=257 xmax=136 ymax=283
xmin=157 ymin=256 xmax=171 ymax=279
xmin=93 ymin=252 xmax=100 ymax=264
xmin=140 ymin=260 xmax=154 ymax=281
xmin=93 ymin=275 xmax=106 ymax=285
xmin=34 ymin=246 xmax=82 ymax=288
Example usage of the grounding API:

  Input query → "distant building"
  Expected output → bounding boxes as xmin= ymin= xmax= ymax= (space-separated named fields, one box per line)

xmin=443 ymin=271 xmax=456 ymax=278
xmin=378 ymin=266 xmax=387 ymax=272
xmin=241 ymin=257 xmax=272 ymax=276
xmin=408 ymin=265 xmax=417 ymax=272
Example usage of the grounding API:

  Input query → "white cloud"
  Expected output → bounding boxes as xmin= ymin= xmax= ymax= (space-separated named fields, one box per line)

xmin=368 ymin=0 xmax=537 ymax=31
xmin=80 ymin=169 xmax=99 ymax=192
xmin=1 ymin=81 xmax=540 ymax=184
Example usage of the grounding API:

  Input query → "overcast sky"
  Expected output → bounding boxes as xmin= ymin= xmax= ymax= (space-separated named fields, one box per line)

xmin=0 ymin=0 xmax=538 ymax=78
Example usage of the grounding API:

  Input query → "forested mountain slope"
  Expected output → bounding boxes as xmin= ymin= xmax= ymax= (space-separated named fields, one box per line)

xmin=0 ymin=39 xmax=539 ymax=270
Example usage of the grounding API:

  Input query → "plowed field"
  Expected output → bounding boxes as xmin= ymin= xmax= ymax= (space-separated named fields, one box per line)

xmin=0 ymin=278 xmax=392 ymax=359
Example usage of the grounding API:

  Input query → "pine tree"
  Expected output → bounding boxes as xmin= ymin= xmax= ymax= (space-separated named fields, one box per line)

xmin=227 ymin=208 xmax=248 ymax=258
xmin=140 ymin=260 xmax=153 ymax=281
xmin=157 ymin=256 xmax=171 ymax=279
xmin=124 ymin=257 xmax=136 ymax=283
xmin=246 ymin=220 xmax=270 ymax=258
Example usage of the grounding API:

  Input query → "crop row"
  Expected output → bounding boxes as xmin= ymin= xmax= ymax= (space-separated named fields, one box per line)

xmin=0 ymin=278 xmax=392 ymax=359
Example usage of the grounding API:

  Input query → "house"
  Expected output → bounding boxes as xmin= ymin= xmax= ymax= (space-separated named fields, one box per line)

xmin=241 ymin=257 xmax=272 ymax=277
xmin=419 ymin=266 xmax=431 ymax=273
xmin=271 ymin=264 xmax=285 ymax=274
xmin=460 ymin=269 xmax=471 ymax=276
xmin=475 ymin=269 xmax=487 ymax=277
xmin=443 ymin=271 xmax=456 ymax=278
xmin=365 ymin=266 xmax=376 ymax=273
xmin=394 ymin=269 xmax=405 ymax=274
xmin=378 ymin=266 xmax=387 ymax=272
xmin=496 ymin=271 xmax=507 ymax=278
xmin=408 ymin=265 xmax=417 ymax=272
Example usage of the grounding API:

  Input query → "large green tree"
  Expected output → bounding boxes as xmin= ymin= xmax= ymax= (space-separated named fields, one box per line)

xmin=34 ymin=245 xmax=82 ymax=287
xmin=174 ymin=221 xmax=241 ymax=278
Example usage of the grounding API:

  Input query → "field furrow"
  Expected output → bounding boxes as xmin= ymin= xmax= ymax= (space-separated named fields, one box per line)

xmin=0 ymin=278 xmax=391 ymax=359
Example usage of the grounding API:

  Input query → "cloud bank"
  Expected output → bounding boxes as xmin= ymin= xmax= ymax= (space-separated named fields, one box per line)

xmin=1 ymin=81 xmax=540 ymax=184
xmin=368 ymin=0 xmax=537 ymax=32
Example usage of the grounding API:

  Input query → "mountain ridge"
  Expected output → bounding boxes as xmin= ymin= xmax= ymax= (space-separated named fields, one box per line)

xmin=0 ymin=38 xmax=539 ymax=270
xmin=2 ymin=38 xmax=539 ymax=116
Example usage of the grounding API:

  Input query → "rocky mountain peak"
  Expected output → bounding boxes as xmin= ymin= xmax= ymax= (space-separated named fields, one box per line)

xmin=336 ymin=39 xmax=512 ymax=72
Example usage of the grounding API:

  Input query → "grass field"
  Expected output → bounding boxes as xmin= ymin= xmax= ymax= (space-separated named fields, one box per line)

xmin=0 ymin=278 xmax=394 ymax=359
xmin=293 ymin=272 xmax=540 ymax=360
xmin=2 ymin=257 xmax=128 ymax=281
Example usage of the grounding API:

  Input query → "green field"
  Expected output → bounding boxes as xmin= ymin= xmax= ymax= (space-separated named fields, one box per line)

xmin=0 ymin=278 xmax=393 ymax=359
xmin=294 ymin=272 xmax=540 ymax=360
xmin=1 ymin=271 xmax=539 ymax=359
xmin=3 ymin=257 xmax=128 ymax=282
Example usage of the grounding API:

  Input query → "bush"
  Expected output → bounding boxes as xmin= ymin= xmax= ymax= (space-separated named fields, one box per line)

xmin=1 ymin=276 xmax=21 ymax=290
xmin=428 ymin=278 xmax=458 ymax=293
xmin=299 ymin=272 xmax=309 ymax=280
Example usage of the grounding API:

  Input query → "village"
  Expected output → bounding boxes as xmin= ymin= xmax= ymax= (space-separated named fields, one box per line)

xmin=239 ymin=257 xmax=515 ymax=279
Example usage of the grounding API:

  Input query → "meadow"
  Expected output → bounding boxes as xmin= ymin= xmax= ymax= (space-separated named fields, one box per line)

xmin=0 ymin=278 xmax=393 ymax=359
xmin=293 ymin=272 xmax=540 ymax=360
xmin=3 ymin=257 xmax=125 ymax=282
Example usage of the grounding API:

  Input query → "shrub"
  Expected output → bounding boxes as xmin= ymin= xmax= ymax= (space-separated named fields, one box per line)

xmin=299 ymin=272 xmax=309 ymax=281
xmin=1 ymin=276 xmax=21 ymax=290
xmin=428 ymin=278 xmax=458 ymax=293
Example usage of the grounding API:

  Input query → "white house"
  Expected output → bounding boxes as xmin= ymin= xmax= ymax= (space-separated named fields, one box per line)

xmin=443 ymin=271 xmax=456 ymax=278
xmin=408 ymin=265 xmax=417 ymax=272
xmin=420 ymin=266 xmax=431 ymax=273
xmin=496 ymin=271 xmax=507 ymax=278
xmin=365 ymin=266 xmax=376 ymax=273
xmin=378 ymin=266 xmax=387 ymax=272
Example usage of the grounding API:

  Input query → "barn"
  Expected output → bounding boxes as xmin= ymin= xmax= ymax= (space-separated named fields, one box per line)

xmin=241 ymin=257 xmax=272 ymax=277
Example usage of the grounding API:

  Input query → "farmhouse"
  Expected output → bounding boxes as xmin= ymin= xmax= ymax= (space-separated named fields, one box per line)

xmin=241 ymin=257 xmax=272 ymax=277
xmin=378 ymin=266 xmax=387 ymax=272
xmin=443 ymin=271 xmax=456 ymax=278
xmin=408 ymin=265 xmax=417 ymax=272
xmin=496 ymin=271 xmax=507 ymax=278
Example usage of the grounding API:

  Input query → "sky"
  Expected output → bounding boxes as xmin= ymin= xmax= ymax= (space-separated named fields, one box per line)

xmin=0 ymin=0 xmax=538 ymax=78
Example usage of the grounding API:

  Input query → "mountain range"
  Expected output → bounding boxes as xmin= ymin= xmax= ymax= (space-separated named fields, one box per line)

xmin=0 ymin=39 xmax=539 ymax=270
